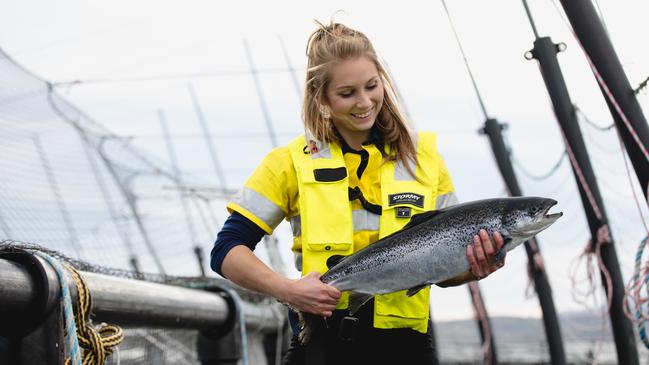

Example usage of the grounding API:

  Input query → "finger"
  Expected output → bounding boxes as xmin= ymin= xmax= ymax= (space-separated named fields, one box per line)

xmin=480 ymin=229 xmax=495 ymax=257
xmin=325 ymin=285 xmax=341 ymax=299
xmin=322 ymin=310 xmax=333 ymax=317
xmin=320 ymin=299 xmax=338 ymax=311
xmin=473 ymin=234 xmax=488 ymax=272
xmin=467 ymin=243 xmax=483 ymax=278
xmin=493 ymin=231 xmax=505 ymax=251
xmin=322 ymin=292 xmax=340 ymax=305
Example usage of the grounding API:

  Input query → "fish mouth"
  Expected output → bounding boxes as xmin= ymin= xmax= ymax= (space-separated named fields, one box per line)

xmin=541 ymin=199 xmax=562 ymax=220
xmin=514 ymin=199 xmax=563 ymax=237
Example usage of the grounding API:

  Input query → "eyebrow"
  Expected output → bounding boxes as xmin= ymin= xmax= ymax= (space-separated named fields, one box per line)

xmin=334 ymin=76 xmax=379 ymax=90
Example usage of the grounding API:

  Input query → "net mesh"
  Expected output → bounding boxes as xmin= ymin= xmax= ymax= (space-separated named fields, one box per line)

xmin=0 ymin=47 xmax=273 ymax=364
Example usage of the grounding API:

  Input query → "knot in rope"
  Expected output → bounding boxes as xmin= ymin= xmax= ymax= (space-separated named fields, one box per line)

xmin=571 ymin=224 xmax=613 ymax=313
xmin=64 ymin=263 xmax=123 ymax=365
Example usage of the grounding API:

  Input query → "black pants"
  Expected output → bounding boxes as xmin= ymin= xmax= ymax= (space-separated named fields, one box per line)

xmin=283 ymin=302 xmax=439 ymax=365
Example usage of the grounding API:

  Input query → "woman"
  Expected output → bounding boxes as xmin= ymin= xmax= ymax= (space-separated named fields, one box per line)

xmin=211 ymin=21 xmax=505 ymax=365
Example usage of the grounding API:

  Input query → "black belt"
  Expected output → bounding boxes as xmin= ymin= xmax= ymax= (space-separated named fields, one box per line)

xmin=348 ymin=187 xmax=382 ymax=215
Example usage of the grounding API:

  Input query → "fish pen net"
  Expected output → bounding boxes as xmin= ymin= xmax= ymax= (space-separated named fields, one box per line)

xmin=0 ymin=48 xmax=286 ymax=364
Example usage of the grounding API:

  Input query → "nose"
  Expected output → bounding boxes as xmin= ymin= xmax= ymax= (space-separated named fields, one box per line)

xmin=356 ymin=91 xmax=372 ymax=109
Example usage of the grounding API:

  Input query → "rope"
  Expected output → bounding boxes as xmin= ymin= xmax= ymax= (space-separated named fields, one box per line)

xmin=64 ymin=263 xmax=123 ymax=365
xmin=468 ymin=282 xmax=494 ymax=365
xmin=618 ymin=118 xmax=649 ymax=348
xmin=29 ymin=249 xmax=123 ymax=365
xmin=513 ymin=151 xmax=566 ymax=181
xmin=623 ymin=235 xmax=649 ymax=349
xmin=575 ymin=106 xmax=615 ymax=132
xmin=550 ymin=1 xmax=649 ymax=167
xmin=560 ymin=130 xmax=604 ymax=220
xmin=634 ymin=76 xmax=649 ymax=95
xmin=569 ymin=225 xmax=613 ymax=314
xmin=220 ymin=287 xmax=249 ymax=365
xmin=30 ymin=250 xmax=83 ymax=365
xmin=524 ymin=239 xmax=545 ymax=299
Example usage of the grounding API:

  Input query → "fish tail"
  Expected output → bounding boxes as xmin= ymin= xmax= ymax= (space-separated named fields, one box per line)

xmin=297 ymin=311 xmax=322 ymax=345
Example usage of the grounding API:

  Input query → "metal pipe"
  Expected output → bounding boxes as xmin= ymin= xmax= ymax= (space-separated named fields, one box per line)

xmin=0 ymin=256 xmax=281 ymax=334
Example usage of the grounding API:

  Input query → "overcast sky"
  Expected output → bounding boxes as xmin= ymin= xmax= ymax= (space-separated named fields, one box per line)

xmin=1 ymin=0 xmax=649 ymax=322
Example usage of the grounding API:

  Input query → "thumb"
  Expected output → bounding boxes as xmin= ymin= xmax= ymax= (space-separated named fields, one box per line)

xmin=306 ymin=271 xmax=321 ymax=280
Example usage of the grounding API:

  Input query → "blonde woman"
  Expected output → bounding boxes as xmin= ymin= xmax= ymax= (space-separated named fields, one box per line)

xmin=211 ymin=22 xmax=505 ymax=365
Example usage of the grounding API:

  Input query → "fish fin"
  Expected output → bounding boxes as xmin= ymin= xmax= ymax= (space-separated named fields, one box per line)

xmin=298 ymin=311 xmax=324 ymax=345
xmin=406 ymin=283 xmax=431 ymax=297
xmin=326 ymin=254 xmax=347 ymax=269
xmin=348 ymin=292 xmax=374 ymax=316
xmin=494 ymin=248 xmax=507 ymax=261
xmin=402 ymin=210 xmax=444 ymax=230
xmin=494 ymin=232 xmax=512 ymax=261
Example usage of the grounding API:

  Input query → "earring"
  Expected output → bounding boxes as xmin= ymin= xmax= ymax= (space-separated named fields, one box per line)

xmin=319 ymin=104 xmax=331 ymax=120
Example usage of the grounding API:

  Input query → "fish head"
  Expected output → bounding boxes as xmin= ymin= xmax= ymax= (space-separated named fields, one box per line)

xmin=501 ymin=197 xmax=563 ymax=248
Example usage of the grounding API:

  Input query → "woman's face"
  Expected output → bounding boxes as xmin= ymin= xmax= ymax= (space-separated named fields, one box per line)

xmin=324 ymin=56 xmax=384 ymax=145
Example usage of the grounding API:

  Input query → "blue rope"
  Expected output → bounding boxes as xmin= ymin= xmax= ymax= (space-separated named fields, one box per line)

xmin=30 ymin=250 xmax=82 ymax=365
xmin=632 ymin=236 xmax=649 ymax=349
xmin=221 ymin=288 xmax=249 ymax=365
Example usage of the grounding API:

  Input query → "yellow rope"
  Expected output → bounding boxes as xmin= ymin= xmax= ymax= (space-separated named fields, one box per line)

xmin=63 ymin=264 xmax=123 ymax=365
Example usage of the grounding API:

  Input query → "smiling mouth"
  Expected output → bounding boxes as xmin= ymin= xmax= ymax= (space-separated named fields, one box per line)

xmin=351 ymin=108 xmax=373 ymax=118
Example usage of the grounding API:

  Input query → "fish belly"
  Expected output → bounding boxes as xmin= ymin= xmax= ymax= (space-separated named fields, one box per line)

xmin=330 ymin=238 xmax=469 ymax=295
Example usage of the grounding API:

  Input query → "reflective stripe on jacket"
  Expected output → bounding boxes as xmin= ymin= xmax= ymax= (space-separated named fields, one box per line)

xmin=286 ymin=131 xmax=455 ymax=333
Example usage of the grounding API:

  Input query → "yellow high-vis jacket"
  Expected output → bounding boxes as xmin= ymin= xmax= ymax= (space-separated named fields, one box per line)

xmin=227 ymin=131 xmax=457 ymax=333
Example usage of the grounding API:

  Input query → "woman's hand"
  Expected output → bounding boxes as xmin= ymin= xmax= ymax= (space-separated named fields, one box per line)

xmin=282 ymin=272 xmax=341 ymax=317
xmin=467 ymin=229 xmax=506 ymax=280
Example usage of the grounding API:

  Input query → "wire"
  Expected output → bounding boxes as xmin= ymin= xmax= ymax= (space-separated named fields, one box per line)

xmin=635 ymin=76 xmax=649 ymax=95
xmin=440 ymin=0 xmax=489 ymax=119
xmin=512 ymin=151 xmax=567 ymax=181
xmin=51 ymin=67 xmax=298 ymax=87
xmin=575 ymin=106 xmax=614 ymax=131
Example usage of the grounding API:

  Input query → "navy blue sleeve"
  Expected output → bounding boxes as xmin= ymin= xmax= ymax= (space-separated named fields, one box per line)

xmin=210 ymin=211 xmax=266 ymax=277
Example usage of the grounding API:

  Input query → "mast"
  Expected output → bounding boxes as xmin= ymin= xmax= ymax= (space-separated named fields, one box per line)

xmin=523 ymin=1 xmax=638 ymax=363
xmin=559 ymin=0 xmax=649 ymax=207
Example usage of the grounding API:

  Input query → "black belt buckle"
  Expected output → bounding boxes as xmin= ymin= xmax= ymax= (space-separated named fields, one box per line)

xmin=337 ymin=316 xmax=359 ymax=343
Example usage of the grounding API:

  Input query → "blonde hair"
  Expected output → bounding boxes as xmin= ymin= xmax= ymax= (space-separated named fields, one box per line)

xmin=303 ymin=21 xmax=418 ymax=174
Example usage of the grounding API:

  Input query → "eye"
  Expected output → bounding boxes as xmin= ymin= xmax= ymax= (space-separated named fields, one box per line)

xmin=366 ymin=83 xmax=377 ymax=90
xmin=339 ymin=90 xmax=353 ymax=98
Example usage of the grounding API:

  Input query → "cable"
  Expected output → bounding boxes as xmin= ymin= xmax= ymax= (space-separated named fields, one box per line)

xmin=575 ymin=106 xmax=614 ymax=131
xmin=634 ymin=76 xmax=649 ymax=95
xmin=440 ymin=0 xmax=489 ymax=119
xmin=549 ymin=0 xmax=649 ymax=167
xmin=51 ymin=67 xmax=297 ymax=87
xmin=512 ymin=150 xmax=566 ymax=181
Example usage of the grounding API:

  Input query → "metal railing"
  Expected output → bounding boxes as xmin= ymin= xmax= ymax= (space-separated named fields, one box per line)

xmin=0 ymin=252 xmax=287 ymax=364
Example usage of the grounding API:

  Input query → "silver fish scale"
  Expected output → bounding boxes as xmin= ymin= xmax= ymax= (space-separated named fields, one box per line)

xmin=321 ymin=199 xmax=515 ymax=292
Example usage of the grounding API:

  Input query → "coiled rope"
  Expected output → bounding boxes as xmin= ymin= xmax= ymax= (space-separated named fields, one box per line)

xmin=31 ymin=250 xmax=83 ymax=365
xmin=30 ymin=250 xmax=123 ymax=365
xmin=623 ymin=235 xmax=649 ymax=349
xmin=64 ymin=263 xmax=123 ymax=365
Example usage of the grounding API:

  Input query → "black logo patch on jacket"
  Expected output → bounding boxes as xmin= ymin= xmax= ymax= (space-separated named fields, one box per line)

xmin=388 ymin=192 xmax=424 ymax=208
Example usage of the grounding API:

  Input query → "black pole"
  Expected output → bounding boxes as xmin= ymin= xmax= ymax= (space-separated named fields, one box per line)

xmin=560 ymin=0 xmax=649 ymax=207
xmin=438 ymin=3 xmax=500 ymax=359
xmin=467 ymin=282 xmax=496 ymax=365
xmin=480 ymin=119 xmax=566 ymax=365
xmin=527 ymin=35 xmax=639 ymax=365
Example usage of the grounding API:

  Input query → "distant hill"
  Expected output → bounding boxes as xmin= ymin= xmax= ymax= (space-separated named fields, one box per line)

xmin=433 ymin=311 xmax=633 ymax=364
